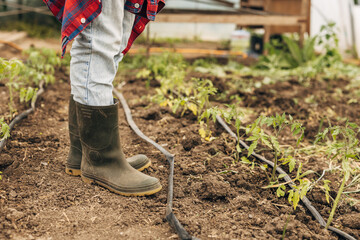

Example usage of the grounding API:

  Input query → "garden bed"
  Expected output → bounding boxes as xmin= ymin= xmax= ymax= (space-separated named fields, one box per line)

xmin=0 ymin=48 xmax=359 ymax=239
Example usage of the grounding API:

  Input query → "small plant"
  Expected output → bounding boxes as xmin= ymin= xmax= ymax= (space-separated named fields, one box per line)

xmin=223 ymin=104 xmax=244 ymax=162
xmin=2 ymin=59 xmax=23 ymax=117
xmin=285 ymin=163 xmax=312 ymax=209
xmin=258 ymin=22 xmax=339 ymax=71
xmin=245 ymin=114 xmax=313 ymax=209
xmin=144 ymin=54 xmax=221 ymax=142
xmin=282 ymin=35 xmax=317 ymax=68
xmin=246 ymin=114 xmax=305 ymax=181
xmin=24 ymin=47 xmax=61 ymax=74
xmin=1 ymin=49 xmax=61 ymax=119
xmin=315 ymin=22 xmax=341 ymax=67
xmin=315 ymin=121 xmax=360 ymax=228
xmin=0 ymin=117 xmax=10 ymax=141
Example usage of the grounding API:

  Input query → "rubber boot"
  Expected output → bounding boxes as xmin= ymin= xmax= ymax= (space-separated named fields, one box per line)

xmin=76 ymin=100 xmax=162 ymax=196
xmin=65 ymin=96 xmax=151 ymax=176
xmin=65 ymin=95 xmax=82 ymax=176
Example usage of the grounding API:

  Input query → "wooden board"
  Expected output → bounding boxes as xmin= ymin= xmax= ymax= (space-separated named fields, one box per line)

xmin=240 ymin=0 xmax=311 ymax=34
xmin=264 ymin=0 xmax=311 ymax=34
xmin=155 ymin=13 xmax=306 ymax=26
xmin=241 ymin=0 xmax=265 ymax=8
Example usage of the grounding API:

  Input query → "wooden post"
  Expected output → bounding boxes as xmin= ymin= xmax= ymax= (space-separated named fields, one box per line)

xmin=263 ymin=0 xmax=272 ymax=55
xmin=263 ymin=25 xmax=271 ymax=54
xmin=299 ymin=0 xmax=310 ymax=46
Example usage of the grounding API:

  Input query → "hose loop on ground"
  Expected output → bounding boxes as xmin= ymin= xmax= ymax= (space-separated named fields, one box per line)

xmin=114 ymin=89 xmax=196 ymax=240
xmin=216 ymin=115 xmax=356 ymax=240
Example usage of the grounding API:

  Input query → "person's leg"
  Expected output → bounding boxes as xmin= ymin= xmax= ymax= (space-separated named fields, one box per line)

xmin=66 ymin=0 xmax=161 ymax=196
xmin=66 ymin=2 xmax=150 ymax=174
xmin=70 ymin=0 xmax=134 ymax=106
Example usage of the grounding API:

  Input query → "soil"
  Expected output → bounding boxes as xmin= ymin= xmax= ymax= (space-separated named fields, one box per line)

xmin=0 ymin=47 xmax=359 ymax=240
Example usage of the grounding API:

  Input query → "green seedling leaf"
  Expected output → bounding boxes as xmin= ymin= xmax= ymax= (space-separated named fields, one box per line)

xmin=276 ymin=185 xmax=286 ymax=197
xmin=292 ymin=127 xmax=301 ymax=136
xmin=246 ymin=135 xmax=259 ymax=142
xmin=261 ymin=135 xmax=272 ymax=149
xmin=278 ymin=173 xmax=287 ymax=179
xmin=347 ymin=122 xmax=358 ymax=129
xmin=323 ymin=180 xmax=331 ymax=203
xmin=300 ymin=180 xmax=310 ymax=199
xmin=19 ymin=88 xmax=27 ymax=103
xmin=236 ymin=144 xmax=242 ymax=153
xmin=288 ymin=157 xmax=296 ymax=173
xmin=289 ymin=189 xmax=300 ymax=210
xmin=241 ymin=156 xmax=251 ymax=164
xmin=0 ymin=120 xmax=10 ymax=141
xmin=260 ymin=164 xmax=268 ymax=171
xmin=296 ymin=163 xmax=303 ymax=179
xmin=25 ymin=87 xmax=36 ymax=103
xmin=270 ymin=135 xmax=280 ymax=152
xmin=248 ymin=141 xmax=258 ymax=157
xmin=298 ymin=170 xmax=315 ymax=179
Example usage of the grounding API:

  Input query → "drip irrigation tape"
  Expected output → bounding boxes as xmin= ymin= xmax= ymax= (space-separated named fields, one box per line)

xmin=0 ymin=81 xmax=45 ymax=151
xmin=113 ymin=89 xmax=197 ymax=240
xmin=216 ymin=115 xmax=356 ymax=240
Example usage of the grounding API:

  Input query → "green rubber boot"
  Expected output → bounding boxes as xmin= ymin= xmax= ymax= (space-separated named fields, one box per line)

xmin=65 ymin=96 xmax=151 ymax=176
xmin=65 ymin=96 xmax=82 ymax=176
xmin=76 ymin=100 xmax=162 ymax=196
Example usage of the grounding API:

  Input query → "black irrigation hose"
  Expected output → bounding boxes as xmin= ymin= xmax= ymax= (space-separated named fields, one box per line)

xmin=216 ymin=115 xmax=356 ymax=240
xmin=0 ymin=81 xmax=45 ymax=151
xmin=113 ymin=89 xmax=198 ymax=240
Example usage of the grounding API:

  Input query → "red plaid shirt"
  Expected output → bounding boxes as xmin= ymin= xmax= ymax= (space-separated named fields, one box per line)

xmin=43 ymin=0 xmax=165 ymax=56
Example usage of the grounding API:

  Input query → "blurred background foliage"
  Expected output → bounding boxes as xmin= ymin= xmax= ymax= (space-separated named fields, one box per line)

xmin=0 ymin=0 xmax=61 ymax=38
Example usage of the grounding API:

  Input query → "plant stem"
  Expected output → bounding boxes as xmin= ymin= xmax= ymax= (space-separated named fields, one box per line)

xmin=271 ymin=128 xmax=282 ymax=182
xmin=236 ymin=126 xmax=241 ymax=162
xmin=282 ymin=214 xmax=291 ymax=240
xmin=326 ymin=173 xmax=347 ymax=228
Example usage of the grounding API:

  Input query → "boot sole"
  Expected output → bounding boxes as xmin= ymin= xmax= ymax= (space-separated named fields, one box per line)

xmin=135 ymin=160 xmax=151 ymax=172
xmin=81 ymin=175 xmax=162 ymax=196
xmin=65 ymin=167 xmax=81 ymax=176
xmin=65 ymin=161 xmax=151 ymax=177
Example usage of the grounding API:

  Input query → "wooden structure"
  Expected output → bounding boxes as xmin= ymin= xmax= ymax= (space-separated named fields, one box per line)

xmin=0 ymin=0 xmax=311 ymax=48
xmin=241 ymin=0 xmax=311 ymax=45
xmin=156 ymin=0 xmax=311 ymax=47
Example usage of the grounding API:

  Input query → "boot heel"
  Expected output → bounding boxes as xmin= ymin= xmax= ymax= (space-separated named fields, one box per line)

xmin=82 ymin=175 xmax=94 ymax=184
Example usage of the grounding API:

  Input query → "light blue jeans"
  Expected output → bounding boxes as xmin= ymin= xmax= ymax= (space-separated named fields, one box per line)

xmin=70 ymin=0 xmax=135 ymax=106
